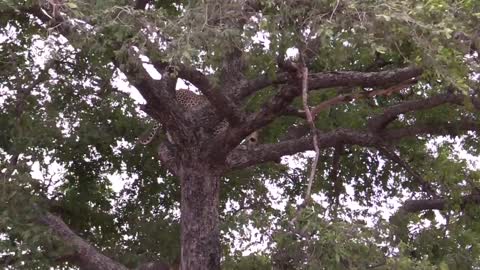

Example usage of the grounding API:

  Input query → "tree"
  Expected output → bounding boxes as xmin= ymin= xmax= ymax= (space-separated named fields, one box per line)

xmin=1 ymin=0 xmax=480 ymax=269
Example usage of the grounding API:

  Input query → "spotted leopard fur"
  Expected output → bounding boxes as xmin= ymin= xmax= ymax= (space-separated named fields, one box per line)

xmin=137 ymin=89 xmax=229 ymax=145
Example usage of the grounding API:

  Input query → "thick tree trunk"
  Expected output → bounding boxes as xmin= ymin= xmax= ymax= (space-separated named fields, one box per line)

xmin=178 ymin=163 xmax=221 ymax=270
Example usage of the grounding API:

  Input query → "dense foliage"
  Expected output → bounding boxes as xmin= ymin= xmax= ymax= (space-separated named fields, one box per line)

xmin=1 ymin=0 xmax=480 ymax=269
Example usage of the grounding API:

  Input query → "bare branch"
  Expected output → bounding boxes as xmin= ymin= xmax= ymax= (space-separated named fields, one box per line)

xmin=290 ymin=64 xmax=320 ymax=227
xmin=300 ymin=66 xmax=319 ymax=202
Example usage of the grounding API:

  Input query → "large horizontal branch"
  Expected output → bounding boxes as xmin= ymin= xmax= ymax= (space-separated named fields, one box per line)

xmin=214 ymin=67 xmax=424 ymax=161
xmin=368 ymin=93 xmax=465 ymax=131
xmin=235 ymin=66 xmax=422 ymax=102
xmin=226 ymin=120 xmax=480 ymax=169
xmin=274 ymin=77 xmax=417 ymax=121
xmin=401 ymin=194 xmax=480 ymax=213
xmin=226 ymin=128 xmax=379 ymax=169
xmin=381 ymin=119 xmax=480 ymax=140
xmin=310 ymin=78 xmax=417 ymax=117
xmin=234 ymin=72 xmax=289 ymax=101
xmin=38 ymin=210 xmax=128 ymax=270
xmin=237 ymin=66 xmax=423 ymax=144
xmin=252 ymin=66 xmax=423 ymax=128
xmin=308 ymin=66 xmax=423 ymax=89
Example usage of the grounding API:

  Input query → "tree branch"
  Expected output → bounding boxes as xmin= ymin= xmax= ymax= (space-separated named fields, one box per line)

xmin=368 ymin=93 xmax=465 ymax=132
xmin=308 ymin=66 xmax=423 ymax=89
xmin=300 ymin=66 xmax=318 ymax=202
xmin=226 ymin=120 xmax=480 ymax=169
xmin=234 ymin=72 xmax=289 ymax=101
xmin=37 ymin=210 xmax=128 ymax=270
xmin=377 ymin=146 xmax=437 ymax=197
xmin=18 ymin=3 xmax=75 ymax=35
xmin=180 ymin=64 xmax=244 ymax=125
xmin=381 ymin=119 xmax=480 ymax=140
xmin=235 ymin=66 xmax=421 ymax=104
xmin=401 ymin=194 xmax=480 ymax=213
xmin=252 ymin=66 xmax=422 ymax=129
xmin=214 ymin=66 xmax=424 ymax=158
xmin=226 ymin=128 xmax=379 ymax=169
xmin=310 ymin=78 xmax=416 ymax=117
xmin=149 ymin=60 xmax=244 ymax=125
xmin=118 ymin=49 xmax=193 ymax=134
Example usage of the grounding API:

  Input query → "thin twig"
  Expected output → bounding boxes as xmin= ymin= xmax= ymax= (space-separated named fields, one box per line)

xmin=330 ymin=0 xmax=341 ymax=21
xmin=289 ymin=52 xmax=321 ymax=228
xmin=301 ymin=66 xmax=320 ymax=201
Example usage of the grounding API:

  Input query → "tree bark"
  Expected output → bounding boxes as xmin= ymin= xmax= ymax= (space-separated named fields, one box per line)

xmin=178 ymin=162 xmax=221 ymax=270
xmin=38 ymin=211 xmax=129 ymax=270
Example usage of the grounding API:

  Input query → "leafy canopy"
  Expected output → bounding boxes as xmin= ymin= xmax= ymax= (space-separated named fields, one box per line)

xmin=1 ymin=0 xmax=480 ymax=269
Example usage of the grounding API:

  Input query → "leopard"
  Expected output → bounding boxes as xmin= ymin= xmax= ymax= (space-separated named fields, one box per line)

xmin=137 ymin=89 xmax=254 ymax=145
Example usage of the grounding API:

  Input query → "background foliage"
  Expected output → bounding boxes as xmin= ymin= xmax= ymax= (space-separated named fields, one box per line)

xmin=1 ymin=0 xmax=480 ymax=269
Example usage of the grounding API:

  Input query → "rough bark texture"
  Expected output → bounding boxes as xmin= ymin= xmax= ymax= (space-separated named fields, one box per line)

xmin=178 ymin=161 xmax=221 ymax=270
xmin=39 ymin=212 xmax=129 ymax=270
xmin=401 ymin=194 xmax=480 ymax=212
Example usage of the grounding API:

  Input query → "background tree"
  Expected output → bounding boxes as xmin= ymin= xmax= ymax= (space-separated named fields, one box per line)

xmin=1 ymin=0 xmax=480 ymax=269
